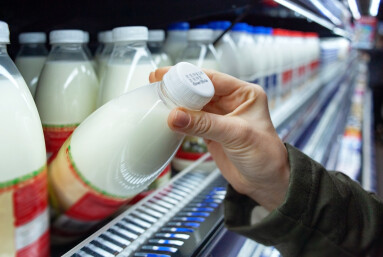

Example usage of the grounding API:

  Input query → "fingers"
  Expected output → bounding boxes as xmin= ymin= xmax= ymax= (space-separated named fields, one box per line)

xmin=168 ymin=107 xmax=248 ymax=146
xmin=149 ymin=66 xmax=171 ymax=83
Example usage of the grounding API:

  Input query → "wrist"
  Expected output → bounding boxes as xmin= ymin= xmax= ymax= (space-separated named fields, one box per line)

xmin=248 ymin=144 xmax=291 ymax=212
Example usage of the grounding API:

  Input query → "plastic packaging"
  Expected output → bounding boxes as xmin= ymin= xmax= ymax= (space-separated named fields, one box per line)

xmin=0 ymin=21 xmax=49 ymax=257
xmin=148 ymin=29 xmax=173 ymax=67
xmin=15 ymin=32 xmax=48 ymax=97
xmin=95 ymin=30 xmax=113 ymax=80
xmin=35 ymin=29 xmax=99 ymax=156
xmin=48 ymin=62 xmax=214 ymax=239
xmin=177 ymin=28 xmax=220 ymax=70
xmin=83 ymin=31 xmax=96 ymax=70
xmin=230 ymin=23 xmax=257 ymax=81
xmin=98 ymin=26 xmax=156 ymax=106
xmin=209 ymin=21 xmax=240 ymax=77
xmin=163 ymin=22 xmax=189 ymax=62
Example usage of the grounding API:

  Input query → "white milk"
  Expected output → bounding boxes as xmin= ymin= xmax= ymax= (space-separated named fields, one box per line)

xmin=35 ymin=60 xmax=98 ymax=155
xmin=72 ymin=86 xmax=183 ymax=196
xmin=15 ymin=56 xmax=46 ymax=97
xmin=0 ymin=76 xmax=46 ymax=180
xmin=36 ymin=61 xmax=98 ymax=124
xmin=96 ymin=57 xmax=108 ymax=81
xmin=98 ymin=63 xmax=155 ymax=106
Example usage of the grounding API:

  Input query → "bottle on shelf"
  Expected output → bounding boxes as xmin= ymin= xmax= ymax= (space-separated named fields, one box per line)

xmin=273 ymin=29 xmax=293 ymax=101
xmin=263 ymin=27 xmax=279 ymax=109
xmin=15 ymin=32 xmax=48 ymax=97
xmin=82 ymin=31 xmax=96 ymax=70
xmin=230 ymin=23 xmax=257 ymax=82
xmin=48 ymin=62 xmax=214 ymax=239
xmin=173 ymin=28 xmax=220 ymax=172
xmin=176 ymin=28 xmax=220 ymax=70
xmin=95 ymin=30 xmax=113 ymax=80
xmin=0 ymin=21 xmax=49 ymax=257
xmin=95 ymin=31 xmax=107 ymax=62
xmin=209 ymin=21 xmax=241 ymax=78
xmin=97 ymin=26 xmax=156 ymax=106
xmin=148 ymin=29 xmax=173 ymax=67
xmin=163 ymin=22 xmax=189 ymax=62
xmin=35 ymin=29 xmax=99 ymax=157
xmin=250 ymin=26 xmax=269 ymax=87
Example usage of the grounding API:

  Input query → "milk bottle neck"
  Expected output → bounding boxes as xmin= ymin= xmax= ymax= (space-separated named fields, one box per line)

xmin=0 ymin=44 xmax=8 ymax=55
xmin=167 ymin=30 xmax=188 ymax=40
xmin=157 ymin=80 xmax=178 ymax=110
xmin=188 ymin=40 xmax=211 ymax=45
xmin=148 ymin=41 xmax=164 ymax=53
xmin=48 ymin=43 xmax=89 ymax=62
xmin=17 ymin=43 xmax=48 ymax=57
xmin=115 ymin=40 xmax=147 ymax=48
xmin=0 ymin=44 xmax=24 ymax=77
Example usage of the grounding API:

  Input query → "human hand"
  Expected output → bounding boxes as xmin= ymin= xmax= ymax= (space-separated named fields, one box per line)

xmin=149 ymin=68 xmax=290 ymax=211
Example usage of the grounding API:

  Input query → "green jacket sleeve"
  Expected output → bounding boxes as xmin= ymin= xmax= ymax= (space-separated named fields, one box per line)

xmin=224 ymin=144 xmax=383 ymax=257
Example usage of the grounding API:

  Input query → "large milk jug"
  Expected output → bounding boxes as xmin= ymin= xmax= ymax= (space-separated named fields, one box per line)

xmin=209 ymin=21 xmax=240 ymax=78
xmin=0 ymin=21 xmax=49 ymax=257
xmin=98 ymin=26 xmax=156 ymax=106
xmin=95 ymin=30 xmax=113 ymax=81
xmin=35 ymin=30 xmax=99 ymax=157
xmin=48 ymin=62 xmax=214 ymax=238
xmin=148 ymin=29 xmax=173 ymax=67
xmin=174 ymin=28 xmax=220 ymax=172
xmin=15 ymin=32 xmax=48 ymax=97
xmin=163 ymin=22 xmax=189 ymax=62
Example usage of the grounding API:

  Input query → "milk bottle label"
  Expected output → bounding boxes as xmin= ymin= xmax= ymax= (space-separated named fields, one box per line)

xmin=0 ymin=166 xmax=49 ymax=257
xmin=175 ymin=136 xmax=213 ymax=161
xmin=43 ymin=123 xmax=79 ymax=154
xmin=49 ymin=138 xmax=130 ymax=238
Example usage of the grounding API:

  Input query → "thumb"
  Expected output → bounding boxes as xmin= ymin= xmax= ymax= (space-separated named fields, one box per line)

xmin=168 ymin=107 xmax=245 ymax=145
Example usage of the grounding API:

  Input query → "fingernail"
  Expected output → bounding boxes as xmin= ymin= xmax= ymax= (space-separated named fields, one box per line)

xmin=173 ymin=110 xmax=191 ymax=128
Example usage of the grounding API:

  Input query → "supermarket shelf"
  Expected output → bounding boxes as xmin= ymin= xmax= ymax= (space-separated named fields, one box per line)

xmin=362 ymin=89 xmax=377 ymax=192
xmin=302 ymin=69 xmax=356 ymax=163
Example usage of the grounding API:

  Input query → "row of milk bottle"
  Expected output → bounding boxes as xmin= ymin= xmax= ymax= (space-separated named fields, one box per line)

xmin=162 ymin=21 xmax=320 ymax=106
xmin=12 ymin=22 xmax=321 ymax=197
xmin=0 ymin=18 xmax=216 ymax=254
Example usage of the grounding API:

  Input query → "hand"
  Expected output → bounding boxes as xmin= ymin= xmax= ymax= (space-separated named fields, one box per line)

xmin=149 ymin=68 xmax=290 ymax=211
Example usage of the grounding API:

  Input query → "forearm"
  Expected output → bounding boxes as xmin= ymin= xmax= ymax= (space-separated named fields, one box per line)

xmin=224 ymin=144 xmax=383 ymax=257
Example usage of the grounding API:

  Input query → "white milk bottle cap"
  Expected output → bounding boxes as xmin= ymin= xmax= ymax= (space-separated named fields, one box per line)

xmin=163 ymin=62 xmax=214 ymax=110
xmin=113 ymin=26 xmax=148 ymax=42
xmin=83 ymin=31 xmax=90 ymax=43
xmin=49 ymin=30 xmax=85 ymax=44
xmin=188 ymin=29 xmax=214 ymax=42
xmin=148 ymin=30 xmax=165 ymax=42
xmin=19 ymin=32 xmax=46 ymax=44
xmin=0 ymin=21 xmax=10 ymax=43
